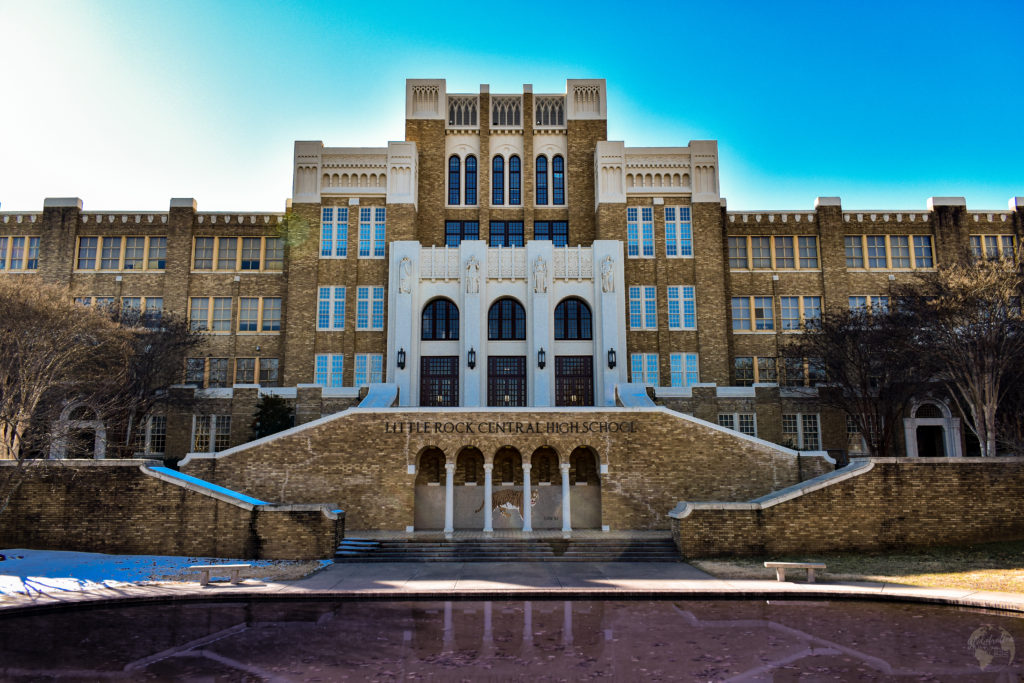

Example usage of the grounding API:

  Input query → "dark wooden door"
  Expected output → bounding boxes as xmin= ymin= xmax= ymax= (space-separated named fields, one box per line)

xmin=420 ymin=356 xmax=459 ymax=407
xmin=487 ymin=356 xmax=527 ymax=407
xmin=555 ymin=355 xmax=594 ymax=406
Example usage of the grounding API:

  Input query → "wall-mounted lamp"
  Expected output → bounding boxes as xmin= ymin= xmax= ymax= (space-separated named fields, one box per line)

xmin=537 ymin=347 xmax=546 ymax=370
xmin=468 ymin=347 xmax=476 ymax=369
xmin=397 ymin=347 xmax=406 ymax=370
xmin=607 ymin=348 xmax=617 ymax=369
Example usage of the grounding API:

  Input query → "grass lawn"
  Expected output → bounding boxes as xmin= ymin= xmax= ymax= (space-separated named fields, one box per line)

xmin=691 ymin=540 xmax=1024 ymax=593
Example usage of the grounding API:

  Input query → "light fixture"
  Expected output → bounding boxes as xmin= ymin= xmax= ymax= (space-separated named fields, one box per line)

xmin=468 ymin=347 xmax=476 ymax=369
xmin=607 ymin=348 xmax=617 ymax=369
xmin=397 ymin=347 xmax=406 ymax=370
xmin=537 ymin=347 xmax=546 ymax=369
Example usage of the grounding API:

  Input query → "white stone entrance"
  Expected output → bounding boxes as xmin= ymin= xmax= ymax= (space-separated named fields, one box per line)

xmin=903 ymin=401 xmax=962 ymax=458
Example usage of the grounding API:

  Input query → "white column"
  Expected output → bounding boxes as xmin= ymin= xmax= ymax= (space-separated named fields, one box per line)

xmin=483 ymin=463 xmax=494 ymax=532
xmin=560 ymin=463 xmax=572 ymax=533
xmin=444 ymin=463 xmax=455 ymax=534
xmin=521 ymin=463 xmax=533 ymax=532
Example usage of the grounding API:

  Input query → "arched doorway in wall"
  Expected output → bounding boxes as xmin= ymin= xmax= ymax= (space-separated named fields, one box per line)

xmin=569 ymin=446 xmax=602 ymax=529
xmin=490 ymin=446 xmax=528 ymax=529
xmin=530 ymin=447 xmax=562 ymax=529
xmin=903 ymin=401 xmax=962 ymax=458
xmin=453 ymin=447 xmax=485 ymax=529
xmin=49 ymin=403 xmax=106 ymax=459
xmin=413 ymin=447 xmax=446 ymax=530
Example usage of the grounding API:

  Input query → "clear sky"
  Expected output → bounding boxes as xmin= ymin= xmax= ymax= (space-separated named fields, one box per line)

xmin=1 ymin=0 xmax=1021 ymax=211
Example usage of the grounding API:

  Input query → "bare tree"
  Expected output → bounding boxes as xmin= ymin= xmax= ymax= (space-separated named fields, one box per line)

xmin=899 ymin=258 xmax=1024 ymax=457
xmin=785 ymin=308 xmax=933 ymax=458
xmin=0 ymin=279 xmax=130 ymax=515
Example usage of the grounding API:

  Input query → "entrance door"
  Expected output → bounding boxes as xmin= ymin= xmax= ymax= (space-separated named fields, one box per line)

xmin=916 ymin=425 xmax=945 ymax=457
xmin=555 ymin=356 xmax=594 ymax=406
xmin=420 ymin=356 xmax=459 ymax=407
xmin=488 ymin=356 xmax=527 ymax=407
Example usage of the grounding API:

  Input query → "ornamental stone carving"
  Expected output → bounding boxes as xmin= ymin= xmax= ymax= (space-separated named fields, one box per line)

xmin=465 ymin=256 xmax=480 ymax=294
xmin=399 ymin=257 xmax=412 ymax=293
xmin=600 ymin=255 xmax=615 ymax=293
xmin=533 ymin=256 xmax=548 ymax=294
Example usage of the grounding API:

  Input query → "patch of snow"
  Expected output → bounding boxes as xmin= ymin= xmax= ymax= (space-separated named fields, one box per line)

xmin=0 ymin=549 xmax=330 ymax=597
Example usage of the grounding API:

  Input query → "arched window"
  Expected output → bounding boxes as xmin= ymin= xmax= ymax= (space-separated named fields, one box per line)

xmin=554 ymin=298 xmax=592 ymax=340
xmin=492 ymin=156 xmax=504 ymax=205
xmin=509 ymin=155 xmax=521 ymax=205
xmin=535 ymin=155 xmax=548 ymax=205
xmin=552 ymin=155 xmax=565 ymax=205
xmin=422 ymin=298 xmax=459 ymax=340
xmin=488 ymin=298 xmax=526 ymax=340
xmin=464 ymin=155 xmax=477 ymax=205
xmin=448 ymin=155 xmax=460 ymax=205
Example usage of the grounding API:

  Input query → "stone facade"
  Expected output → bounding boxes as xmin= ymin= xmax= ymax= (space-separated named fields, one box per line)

xmin=670 ymin=457 xmax=1024 ymax=557
xmin=0 ymin=460 xmax=343 ymax=559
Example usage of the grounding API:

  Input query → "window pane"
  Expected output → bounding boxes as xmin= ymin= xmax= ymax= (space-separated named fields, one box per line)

xmin=124 ymin=237 xmax=144 ymax=270
xmin=147 ymin=237 xmax=167 ymax=269
xmin=208 ymin=359 xmax=229 ymax=387
xmin=240 ymin=237 xmax=261 ymax=269
xmin=890 ymin=235 xmax=910 ymax=268
xmin=259 ymin=358 xmax=280 ymax=387
xmin=491 ymin=155 xmax=504 ymax=205
xmin=100 ymin=237 xmax=121 ymax=269
xmin=866 ymin=235 xmax=887 ymax=268
xmin=236 ymin=358 xmax=256 ymax=384
xmin=239 ymin=298 xmax=258 ymax=331
xmin=265 ymin=238 xmax=284 ymax=270
xmin=262 ymin=298 xmax=282 ymax=331
xmin=734 ymin=357 xmax=753 ymax=386
xmin=212 ymin=298 xmax=232 ymax=331
xmin=218 ymin=237 xmax=237 ymax=270
xmin=194 ymin=237 xmax=214 ymax=269
xmin=78 ymin=237 xmax=98 ymax=269
xmin=731 ymin=298 xmax=751 ymax=330
xmin=751 ymin=237 xmax=771 ymax=268
xmin=509 ymin=155 xmax=521 ymax=205
xmin=728 ymin=237 xmax=747 ymax=269
xmin=189 ymin=298 xmax=209 ymax=331
xmin=798 ymin=236 xmax=818 ymax=268
xmin=773 ymin=236 xmax=794 ymax=268
xmin=845 ymin=236 xmax=864 ymax=268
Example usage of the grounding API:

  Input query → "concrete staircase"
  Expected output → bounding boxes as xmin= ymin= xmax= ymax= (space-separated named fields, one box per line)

xmin=334 ymin=536 xmax=682 ymax=562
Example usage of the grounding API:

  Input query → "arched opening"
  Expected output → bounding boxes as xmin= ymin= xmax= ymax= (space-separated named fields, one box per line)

xmin=489 ymin=446 xmax=530 ymax=529
xmin=569 ymin=446 xmax=602 ymax=528
xmin=554 ymin=298 xmax=592 ymax=340
xmin=448 ymin=155 xmax=460 ymax=205
xmin=535 ymin=155 xmax=548 ymax=205
xmin=903 ymin=400 xmax=962 ymax=458
xmin=454 ymin=447 xmax=486 ymax=528
xmin=492 ymin=155 xmax=504 ymax=205
xmin=527 ymin=447 xmax=563 ymax=529
xmin=552 ymin=154 xmax=565 ymax=205
xmin=414 ymin=447 xmax=447 ymax=530
xmin=422 ymin=298 xmax=459 ymax=340
xmin=464 ymin=155 xmax=477 ymax=206
xmin=50 ymin=402 xmax=106 ymax=459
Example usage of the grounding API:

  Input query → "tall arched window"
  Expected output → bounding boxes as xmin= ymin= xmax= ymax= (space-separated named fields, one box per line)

xmin=492 ymin=156 xmax=504 ymax=205
xmin=509 ymin=155 xmax=521 ymax=205
xmin=488 ymin=298 xmax=526 ymax=340
xmin=448 ymin=155 xmax=460 ymax=205
xmin=554 ymin=298 xmax=592 ymax=340
xmin=464 ymin=155 xmax=477 ymax=205
xmin=535 ymin=155 xmax=548 ymax=205
xmin=422 ymin=298 xmax=459 ymax=340
xmin=552 ymin=155 xmax=565 ymax=205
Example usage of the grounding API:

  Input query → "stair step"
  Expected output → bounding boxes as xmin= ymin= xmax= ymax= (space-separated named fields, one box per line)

xmin=334 ymin=536 xmax=680 ymax=562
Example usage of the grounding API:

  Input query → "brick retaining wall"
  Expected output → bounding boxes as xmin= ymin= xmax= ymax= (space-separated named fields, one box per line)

xmin=670 ymin=457 xmax=1024 ymax=557
xmin=0 ymin=460 xmax=343 ymax=559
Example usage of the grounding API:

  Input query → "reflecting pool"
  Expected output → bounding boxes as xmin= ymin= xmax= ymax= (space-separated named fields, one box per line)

xmin=1 ymin=599 xmax=1022 ymax=680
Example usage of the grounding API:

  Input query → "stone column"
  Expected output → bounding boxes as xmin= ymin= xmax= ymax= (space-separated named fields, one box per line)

xmin=443 ymin=601 xmax=453 ymax=652
xmin=521 ymin=463 xmax=533 ymax=532
xmin=560 ymin=463 xmax=572 ymax=533
xmin=444 ymin=463 xmax=455 ymax=534
xmin=562 ymin=601 xmax=574 ymax=647
xmin=483 ymin=463 xmax=494 ymax=532
xmin=523 ymin=600 xmax=534 ymax=648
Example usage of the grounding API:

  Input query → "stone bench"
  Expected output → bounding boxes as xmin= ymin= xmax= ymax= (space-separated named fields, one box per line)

xmin=764 ymin=561 xmax=826 ymax=583
xmin=189 ymin=564 xmax=252 ymax=586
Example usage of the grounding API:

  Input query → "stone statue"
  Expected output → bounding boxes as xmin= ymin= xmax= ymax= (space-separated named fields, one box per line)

xmin=600 ymin=255 xmax=614 ymax=293
xmin=465 ymin=256 xmax=480 ymax=294
xmin=399 ymin=257 xmax=412 ymax=293
xmin=533 ymin=256 xmax=547 ymax=294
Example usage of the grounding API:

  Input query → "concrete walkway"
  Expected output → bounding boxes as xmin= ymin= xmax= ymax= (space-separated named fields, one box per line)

xmin=4 ymin=560 xmax=1024 ymax=615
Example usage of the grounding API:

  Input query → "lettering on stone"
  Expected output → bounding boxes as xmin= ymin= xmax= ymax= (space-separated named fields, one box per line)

xmin=382 ymin=420 xmax=638 ymax=434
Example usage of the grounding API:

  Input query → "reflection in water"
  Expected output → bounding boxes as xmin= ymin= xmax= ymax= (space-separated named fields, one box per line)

xmin=0 ymin=599 xmax=1022 ymax=680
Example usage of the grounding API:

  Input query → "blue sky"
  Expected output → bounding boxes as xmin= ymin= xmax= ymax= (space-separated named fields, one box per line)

xmin=1 ymin=0 xmax=1021 ymax=211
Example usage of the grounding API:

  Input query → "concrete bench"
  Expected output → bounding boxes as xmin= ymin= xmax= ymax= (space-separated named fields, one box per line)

xmin=764 ymin=561 xmax=826 ymax=583
xmin=189 ymin=564 xmax=252 ymax=586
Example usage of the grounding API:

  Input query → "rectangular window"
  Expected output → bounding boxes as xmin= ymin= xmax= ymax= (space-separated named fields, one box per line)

xmin=357 ymin=287 xmax=385 ymax=330
xmin=630 ymin=353 xmax=659 ymax=385
xmin=264 ymin=237 xmax=284 ymax=270
xmin=240 ymin=237 xmax=261 ymax=270
xmin=217 ymin=237 xmax=238 ymax=270
xmin=751 ymin=237 xmax=771 ymax=269
xmin=757 ymin=356 xmax=777 ymax=383
xmin=534 ymin=221 xmax=568 ymax=247
xmin=866 ymin=235 xmax=887 ymax=268
xmin=970 ymin=234 xmax=1014 ymax=262
xmin=626 ymin=208 xmax=639 ymax=257
xmin=147 ymin=237 xmax=167 ymax=269
xmin=259 ymin=358 xmax=280 ymax=387
xmin=782 ymin=414 xmax=820 ymax=450
xmin=321 ymin=207 xmax=333 ymax=257
xmin=358 ymin=207 xmax=386 ymax=258
xmin=147 ymin=415 xmax=167 ymax=454
xmin=124 ymin=237 xmax=145 ymax=269
xmin=641 ymin=207 xmax=654 ymax=257
xmin=0 ymin=237 xmax=7 ymax=270
xmin=321 ymin=207 xmax=349 ymax=258
xmin=239 ymin=298 xmax=259 ymax=331
xmin=214 ymin=415 xmax=232 ymax=452
xmin=849 ymin=295 xmax=889 ymax=314
xmin=719 ymin=413 xmax=757 ymax=437
xmin=798 ymin=236 xmax=818 ymax=268
xmin=235 ymin=357 xmax=256 ymax=384
xmin=212 ymin=298 xmax=231 ymax=331
xmin=665 ymin=206 xmax=693 ymax=257
xmin=731 ymin=297 xmax=751 ymax=331
xmin=186 ymin=358 xmax=205 ymax=385
xmin=8 ymin=237 xmax=23 ymax=270
xmin=194 ymin=237 xmax=214 ymax=269
xmin=667 ymin=286 xmax=696 ymax=330
xmin=773 ymin=236 xmax=794 ymax=269
xmin=489 ymin=221 xmax=524 ymax=247
xmin=669 ymin=352 xmax=699 ymax=387
xmin=912 ymin=235 xmax=933 ymax=268
xmin=0 ymin=236 xmax=40 ymax=271
xmin=733 ymin=356 xmax=754 ymax=386
xmin=445 ymin=221 xmax=479 ymax=246
xmin=783 ymin=357 xmax=806 ymax=387
xmin=261 ymin=298 xmax=281 ymax=331
xmin=208 ymin=358 xmax=229 ymax=388
xmin=845 ymin=236 xmax=864 ymax=268
xmin=100 ymin=236 xmax=121 ymax=269
xmin=192 ymin=414 xmax=232 ymax=451
xmin=779 ymin=295 xmax=820 ymax=331
xmin=628 ymin=286 xmax=657 ymax=329
xmin=355 ymin=353 xmax=384 ymax=386
xmin=358 ymin=207 xmax=371 ymax=257
xmin=189 ymin=297 xmax=209 ymax=331
xmin=317 ymin=286 xmax=346 ymax=330
xmin=315 ymin=354 xmax=345 ymax=387
xmin=754 ymin=296 xmax=773 ymax=330
xmin=728 ymin=236 xmax=747 ymax=269
xmin=889 ymin=235 xmax=911 ymax=268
